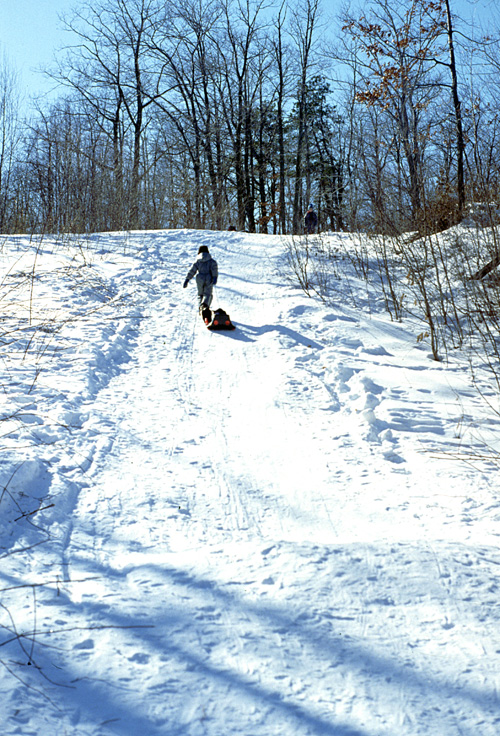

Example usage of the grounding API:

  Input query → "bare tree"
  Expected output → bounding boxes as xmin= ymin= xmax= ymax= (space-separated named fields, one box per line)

xmin=443 ymin=0 xmax=465 ymax=215
xmin=148 ymin=0 xmax=225 ymax=229
xmin=273 ymin=1 xmax=289 ymax=234
xmin=212 ymin=0 xmax=273 ymax=231
xmin=341 ymin=0 xmax=446 ymax=230
xmin=290 ymin=0 xmax=321 ymax=234
xmin=57 ymin=0 xmax=165 ymax=229
xmin=0 ymin=56 xmax=22 ymax=231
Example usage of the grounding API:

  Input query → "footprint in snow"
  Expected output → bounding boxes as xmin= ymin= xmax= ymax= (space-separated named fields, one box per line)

xmin=289 ymin=304 xmax=315 ymax=317
xmin=362 ymin=392 xmax=381 ymax=410
xmin=362 ymin=345 xmax=392 ymax=357
xmin=128 ymin=652 xmax=150 ymax=664
xmin=335 ymin=365 xmax=357 ymax=392
xmin=361 ymin=376 xmax=384 ymax=395
xmin=382 ymin=447 xmax=406 ymax=464
xmin=340 ymin=337 xmax=364 ymax=350
xmin=323 ymin=313 xmax=358 ymax=324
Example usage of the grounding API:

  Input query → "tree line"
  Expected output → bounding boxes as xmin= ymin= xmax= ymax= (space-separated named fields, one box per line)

xmin=1 ymin=0 xmax=500 ymax=236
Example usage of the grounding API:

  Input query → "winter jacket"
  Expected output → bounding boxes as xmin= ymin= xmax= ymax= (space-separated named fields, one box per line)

xmin=185 ymin=252 xmax=218 ymax=287
xmin=304 ymin=209 xmax=318 ymax=230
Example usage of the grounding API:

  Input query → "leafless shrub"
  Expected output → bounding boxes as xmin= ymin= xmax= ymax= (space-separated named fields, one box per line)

xmin=284 ymin=214 xmax=500 ymax=399
xmin=285 ymin=232 xmax=356 ymax=305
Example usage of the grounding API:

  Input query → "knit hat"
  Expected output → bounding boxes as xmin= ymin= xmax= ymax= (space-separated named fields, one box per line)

xmin=198 ymin=245 xmax=209 ymax=254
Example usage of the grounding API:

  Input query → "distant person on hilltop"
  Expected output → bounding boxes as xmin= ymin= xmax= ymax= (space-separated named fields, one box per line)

xmin=304 ymin=204 xmax=318 ymax=234
xmin=183 ymin=245 xmax=218 ymax=307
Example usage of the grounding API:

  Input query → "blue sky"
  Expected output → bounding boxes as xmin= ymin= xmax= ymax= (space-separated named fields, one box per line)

xmin=1 ymin=0 xmax=74 ymax=101
xmin=1 ymin=0 xmax=494 ymax=103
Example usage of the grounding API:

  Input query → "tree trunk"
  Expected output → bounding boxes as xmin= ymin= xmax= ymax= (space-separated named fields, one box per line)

xmin=470 ymin=254 xmax=500 ymax=281
xmin=275 ymin=3 xmax=287 ymax=235
xmin=444 ymin=0 xmax=465 ymax=215
xmin=291 ymin=0 xmax=320 ymax=234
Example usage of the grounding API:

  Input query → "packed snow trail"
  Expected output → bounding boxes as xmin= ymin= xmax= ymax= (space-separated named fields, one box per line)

xmin=2 ymin=229 xmax=500 ymax=735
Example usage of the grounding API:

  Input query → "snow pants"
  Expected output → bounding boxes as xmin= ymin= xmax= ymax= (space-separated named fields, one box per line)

xmin=196 ymin=275 xmax=214 ymax=307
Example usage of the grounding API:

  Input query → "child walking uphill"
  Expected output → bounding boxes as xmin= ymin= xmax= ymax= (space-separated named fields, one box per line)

xmin=183 ymin=245 xmax=218 ymax=307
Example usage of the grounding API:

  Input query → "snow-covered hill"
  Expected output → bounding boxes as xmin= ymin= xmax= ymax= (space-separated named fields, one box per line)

xmin=1 ymin=228 xmax=500 ymax=735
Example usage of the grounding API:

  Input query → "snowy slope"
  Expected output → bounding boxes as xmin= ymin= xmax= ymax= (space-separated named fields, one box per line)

xmin=1 ymin=228 xmax=500 ymax=736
